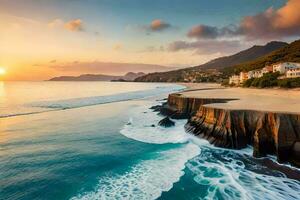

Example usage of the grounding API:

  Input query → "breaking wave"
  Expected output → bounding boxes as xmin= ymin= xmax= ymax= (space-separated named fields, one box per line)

xmin=71 ymin=98 xmax=300 ymax=200
xmin=1 ymin=84 xmax=184 ymax=118
xmin=186 ymin=147 xmax=300 ymax=200
xmin=29 ymin=85 xmax=184 ymax=110
xmin=71 ymin=143 xmax=200 ymax=200
xmin=71 ymin=101 xmax=201 ymax=200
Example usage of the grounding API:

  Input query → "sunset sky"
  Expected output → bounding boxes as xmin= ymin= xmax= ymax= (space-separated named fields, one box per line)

xmin=1 ymin=0 xmax=300 ymax=80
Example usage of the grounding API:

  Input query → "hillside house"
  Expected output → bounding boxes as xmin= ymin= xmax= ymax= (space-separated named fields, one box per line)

xmin=273 ymin=62 xmax=300 ymax=74
xmin=248 ymin=70 xmax=263 ymax=79
xmin=239 ymin=72 xmax=248 ymax=83
xmin=262 ymin=66 xmax=273 ymax=74
xmin=229 ymin=75 xmax=240 ymax=85
xmin=287 ymin=69 xmax=300 ymax=78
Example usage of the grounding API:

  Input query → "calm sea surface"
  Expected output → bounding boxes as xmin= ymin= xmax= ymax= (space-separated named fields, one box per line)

xmin=1 ymin=82 xmax=300 ymax=200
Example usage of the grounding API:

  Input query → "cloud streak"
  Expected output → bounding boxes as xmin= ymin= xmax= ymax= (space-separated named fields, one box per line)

xmin=187 ymin=25 xmax=219 ymax=39
xmin=187 ymin=24 xmax=238 ymax=39
xmin=48 ymin=19 xmax=63 ymax=28
xmin=48 ymin=61 xmax=173 ymax=75
xmin=128 ymin=19 xmax=173 ymax=33
xmin=167 ymin=40 xmax=242 ymax=54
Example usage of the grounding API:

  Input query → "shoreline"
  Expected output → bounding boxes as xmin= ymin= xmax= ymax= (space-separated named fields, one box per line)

xmin=161 ymin=83 xmax=300 ymax=168
xmin=176 ymin=83 xmax=300 ymax=114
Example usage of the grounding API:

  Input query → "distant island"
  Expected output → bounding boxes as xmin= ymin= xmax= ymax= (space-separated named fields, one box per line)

xmin=48 ymin=72 xmax=145 ymax=81
xmin=49 ymin=39 xmax=300 ymax=88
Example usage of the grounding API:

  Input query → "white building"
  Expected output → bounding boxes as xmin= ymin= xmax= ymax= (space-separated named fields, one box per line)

xmin=248 ymin=70 xmax=263 ymax=79
xmin=229 ymin=75 xmax=240 ymax=85
xmin=230 ymin=63 xmax=300 ymax=86
xmin=287 ymin=69 xmax=300 ymax=78
xmin=272 ymin=62 xmax=300 ymax=74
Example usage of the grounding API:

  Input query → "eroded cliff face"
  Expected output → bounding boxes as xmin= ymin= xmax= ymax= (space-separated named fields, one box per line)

xmin=164 ymin=94 xmax=236 ymax=119
xmin=164 ymin=93 xmax=300 ymax=167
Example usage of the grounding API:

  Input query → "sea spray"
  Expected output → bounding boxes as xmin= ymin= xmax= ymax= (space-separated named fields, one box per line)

xmin=68 ymin=87 xmax=300 ymax=200
xmin=71 ymin=101 xmax=201 ymax=200
xmin=186 ymin=147 xmax=300 ymax=200
xmin=118 ymin=101 xmax=300 ymax=200
xmin=71 ymin=143 xmax=200 ymax=200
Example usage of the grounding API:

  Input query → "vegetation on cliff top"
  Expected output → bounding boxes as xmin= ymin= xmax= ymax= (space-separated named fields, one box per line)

xmin=243 ymin=72 xmax=300 ymax=88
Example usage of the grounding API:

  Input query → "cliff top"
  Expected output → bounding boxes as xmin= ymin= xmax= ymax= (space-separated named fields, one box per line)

xmin=177 ymin=83 xmax=300 ymax=114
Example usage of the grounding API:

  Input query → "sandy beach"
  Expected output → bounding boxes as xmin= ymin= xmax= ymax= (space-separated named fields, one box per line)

xmin=178 ymin=83 xmax=300 ymax=114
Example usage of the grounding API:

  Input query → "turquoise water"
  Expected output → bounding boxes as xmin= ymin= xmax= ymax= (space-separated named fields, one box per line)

xmin=1 ymin=82 xmax=300 ymax=200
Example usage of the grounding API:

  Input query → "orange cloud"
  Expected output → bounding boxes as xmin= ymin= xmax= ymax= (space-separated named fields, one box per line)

xmin=48 ymin=18 xmax=84 ymax=32
xmin=64 ymin=19 xmax=84 ymax=32
xmin=126 ymin=19 xmax=172 ymax=34
xmin=240 ymin=0 xmax=300 ymax=39
xmin=150 ymin=19 xmax=171 ymax=31
xmin=187 ymin=0 xmax=300 ymax=40
xmin=273 ymin=0 xmax=300 ymax=29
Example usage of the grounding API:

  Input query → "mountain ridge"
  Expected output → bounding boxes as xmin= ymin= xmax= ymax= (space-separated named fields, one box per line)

xmin=223 ymin=39 xmax=300 ymax=75
xmin=196 ymin=41 xmax=288 ymax=70
xmin=135 ymin=41 xmax=288 ymax=82
xmin=49 ymin=72 xmax=145 ymax=81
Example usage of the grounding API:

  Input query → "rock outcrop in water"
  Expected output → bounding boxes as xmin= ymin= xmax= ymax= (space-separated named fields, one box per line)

xmin=158 ymin=117 xmax=175 ymax=127
xmin=160 ymin=93 xmax=300 ymax=167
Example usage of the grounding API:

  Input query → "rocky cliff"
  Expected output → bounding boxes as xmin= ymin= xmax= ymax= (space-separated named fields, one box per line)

xmin=162 ymin=93 xmax=300 ymax=167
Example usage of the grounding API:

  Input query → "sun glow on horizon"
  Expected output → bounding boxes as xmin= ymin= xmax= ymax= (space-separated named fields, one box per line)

xmin=0 ymin=68 xmax=7 ymax=75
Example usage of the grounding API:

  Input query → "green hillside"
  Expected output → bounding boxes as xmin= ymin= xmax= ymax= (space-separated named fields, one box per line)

xmin=135 ymin=41 xmax=287 ymax=82
xmin=223 ymin=39 xmax=300 ymax=75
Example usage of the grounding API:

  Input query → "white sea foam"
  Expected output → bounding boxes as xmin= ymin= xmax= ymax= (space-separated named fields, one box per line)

xmin=71 ymin=143 xmax=200 ymax=200
xmin=119 ymin=101 xmax=300 ymax=200
xmin=72 ymin=98 xmax=300 ymax=200
xmin=120 ymin=103 xmax=190 ymax=144
xmin=186 ymin=149 xmax=300 ymax=200
xmin=71 ymin=101 xmax=201 ymax=200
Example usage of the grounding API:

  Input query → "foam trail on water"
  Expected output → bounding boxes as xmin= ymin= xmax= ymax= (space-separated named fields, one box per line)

xmin=120 ymin=101 xmax=300 ymax=200
xmin=120 ymin=103 xmax=190 ymax=144
xmin=71 ymin=143 xmax=199 ymax=200
xmin=71 ymin=100 xmax=201 ymax=200
xmin=187 ymin=147 xmax=300 ymax=200
xmin=72 ymin=97 xmax=300 ymax=200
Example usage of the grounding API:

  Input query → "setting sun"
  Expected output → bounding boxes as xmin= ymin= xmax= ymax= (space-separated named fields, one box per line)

xmin=0 ymin=68 xmax=6 ymax=75
xmin=1 ymin=1 xmax=300 ymax=199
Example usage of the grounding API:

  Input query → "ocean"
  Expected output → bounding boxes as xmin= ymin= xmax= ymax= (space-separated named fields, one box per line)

xmin=1 ymin=82 xmax=300 ymax=200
